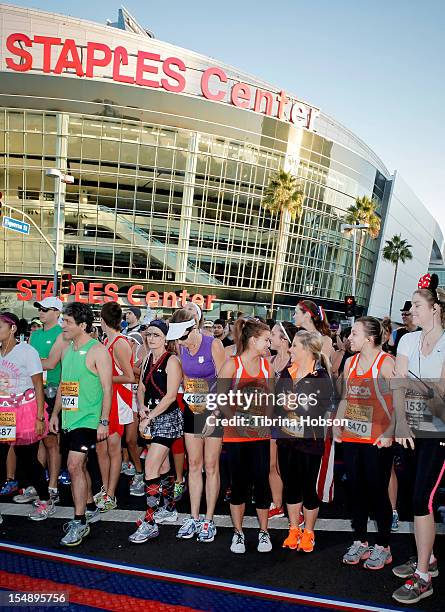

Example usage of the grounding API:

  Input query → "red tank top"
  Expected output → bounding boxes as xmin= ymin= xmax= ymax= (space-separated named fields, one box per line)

xmin=104 ymin=335 xmax=134 ymax=426
xmin=223 ymin=355 xmax=271 ymax=443
xmin=343 ymin=351 xmax=394 ymax=444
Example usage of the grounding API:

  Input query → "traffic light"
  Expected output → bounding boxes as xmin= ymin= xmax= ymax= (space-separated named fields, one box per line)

xmin=345 ymin=295 xmax=356 ymax=318
xmin=60 ymin=271 xmax=73 ymax=295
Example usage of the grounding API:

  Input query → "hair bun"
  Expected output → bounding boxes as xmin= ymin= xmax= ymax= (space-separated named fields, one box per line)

xmin=429 ymin=274 xmax=439 ymax=292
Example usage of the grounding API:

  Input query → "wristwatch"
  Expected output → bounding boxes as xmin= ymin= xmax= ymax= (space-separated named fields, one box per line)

xmin=99 ymin=419 xmax=109 ymax=426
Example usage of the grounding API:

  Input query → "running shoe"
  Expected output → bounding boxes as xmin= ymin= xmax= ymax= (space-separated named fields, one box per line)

xmin=392 ymin=573 xmax=433 ymax=604
xmin=364 ymin=545 xmax=392 ymax=570
xmin=298 ymin=529 xmax=315 ymax=553
xmin=257 ymin=530 xmax=272 ymax=553
xmin=49 ymin=488 xmax=60 ymax=504
xmin=391 ymin=510 xmax=399 ymax=532
xmin=392 ymin=556 xmax=439 ymax=579
xmin=13 ymin=486 xmax=38 ymax=504
xmin=154 ymin=507 xmax=178 ymax=524
xmin=176 ymin=517 xmax=202 ymax=539
xmin=123 ymin=462 xmax=136 ymax=477
xmin=342 ymin=541 xmax=371 ymax=565
xmin=97 ymin=494 xmax=117 ymax=513
xmin=198 ymin=520 xmax=217 ymax=543
xmin=28 ymin=499 xmax=56 ymax=521
xmin=60 ymin=520 xmax=90 ymax=547
xmin=0 ymin=480 xmax=18 ymax=496
xmin=282 ymin=527 xmax=301 ymax=550
xmin=230 ymin=531 xmax=246 ymax=554
xmin=268 ymin=503 xmax=285 ymax=520
xmin=174 ymin=479 xmax=187 ymax=502
xmin=85 ymin=508 xmax=101 ymax=524
xmin=93 ymin=486 xmax=106 ymax=505
xmin=58 ymin=470 xmax=71 ymax=486
xmin=120 ymin=461 xmax=130 ymax=474
xmin=128 ymin=520 xmax=159 ymax=544
xmin=129 ymin=473 xmax=145 ymax=497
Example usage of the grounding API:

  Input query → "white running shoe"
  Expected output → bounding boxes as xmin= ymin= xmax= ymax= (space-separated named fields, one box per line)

xmin=230 ymin=531 xmax=246 ymax=554
xmin=13 ymin=486 xmax=38 ymax=504
xmin=257 ymin=530 xmax=272 ymax=553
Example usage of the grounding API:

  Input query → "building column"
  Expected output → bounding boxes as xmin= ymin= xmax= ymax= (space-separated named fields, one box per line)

xmin=53 ymin=113 xmax=69 ymax=274
xmin=176 ymin=132 xmax=199 ymax=283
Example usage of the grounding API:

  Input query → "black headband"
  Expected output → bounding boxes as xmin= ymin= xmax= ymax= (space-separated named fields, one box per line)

xmin=147 ymin=319 xmax=168 ymax=336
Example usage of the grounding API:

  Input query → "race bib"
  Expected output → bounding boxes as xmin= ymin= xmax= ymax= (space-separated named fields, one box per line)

xmin=344 ymin=403 xmax=373 ymax=440
xmin=282 ymin=414 xmax=304 ymax=438
xmin=405 ymin=395 xmax=430 ymax=429
xmin=61 ymin=381 xmax=79 ymax=411
xmin=184 ymin=378 xmax=209 ymax=414
xmin=0 ymin=411 xmax=16 ymax=442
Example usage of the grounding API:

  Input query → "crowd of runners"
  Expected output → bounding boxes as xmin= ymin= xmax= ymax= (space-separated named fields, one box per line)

xmin=0 ymin=272 xmax=444 ymax=605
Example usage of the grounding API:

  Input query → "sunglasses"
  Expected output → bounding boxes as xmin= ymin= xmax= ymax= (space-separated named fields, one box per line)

xmin=178 ymin=326 xmax=195 ymax=341
xmin=38 ymin=307 xmax=57 ymax=313
xmin=401 ymin=312 xmax=412 ymax=316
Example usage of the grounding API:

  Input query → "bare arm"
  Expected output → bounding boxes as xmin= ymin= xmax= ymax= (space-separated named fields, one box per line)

xmin=92 ymin=344 xmax=113 ymax=441
xmin=42 ymin=334 xmax=68 ymax=370
xmin=212 ymin=338 xmax=227 ymax=374
xmin=216 ymin=358 xmax=236 ymax=418
xmin=112 ymin=338 xmax=135 ymax=385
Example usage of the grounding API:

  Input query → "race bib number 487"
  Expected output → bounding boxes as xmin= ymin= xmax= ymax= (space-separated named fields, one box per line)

xmin=0 ymin=412 xmax=16 ymax=442
xmin=61 ymin=381 xmax=79 ymax=411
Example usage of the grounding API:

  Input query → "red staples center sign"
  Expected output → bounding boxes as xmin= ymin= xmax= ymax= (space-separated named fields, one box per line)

xmin=3 ymin=32 xmax=319 ymax=130
xmin=16 ymin=279 xmax=217 ymax=310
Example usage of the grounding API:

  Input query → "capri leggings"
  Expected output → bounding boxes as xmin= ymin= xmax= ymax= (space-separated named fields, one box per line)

xmin=277 ymin=443 xmax=322 ymax=510
xmin=412 ymin=437 xmax=445 ymax=516
xmin=343 ymin=442 xmax=394 ymax=547
xmin=226 ymin=440 xmax=271 ymax=509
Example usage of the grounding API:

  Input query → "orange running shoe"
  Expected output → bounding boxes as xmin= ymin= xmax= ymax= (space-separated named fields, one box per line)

xmin=282 ymin=527 xmax=301 ymax=550
xmin=298 ymin=528 xmax=315 ymax=553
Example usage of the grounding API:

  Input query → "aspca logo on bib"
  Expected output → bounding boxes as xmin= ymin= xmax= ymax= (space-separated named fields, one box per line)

xmin=348 ymin=385 xmax=371 ymax=398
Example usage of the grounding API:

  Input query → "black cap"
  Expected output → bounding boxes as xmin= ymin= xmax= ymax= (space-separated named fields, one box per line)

xmin=127 ymin=306 xmax=142 ymax=319
xmin=400 ymin=301 xmax=412 ymax=312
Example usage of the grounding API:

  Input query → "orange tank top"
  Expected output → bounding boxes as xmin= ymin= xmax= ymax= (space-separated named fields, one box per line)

xmin=223 ymin=355 xmax=271 ymax=443
xmin=342 ymin=351 xmax=394 ymax=444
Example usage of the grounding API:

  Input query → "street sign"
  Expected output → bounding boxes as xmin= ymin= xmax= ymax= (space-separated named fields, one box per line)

xmin=2 ymin=216 xmax=30 ymax=235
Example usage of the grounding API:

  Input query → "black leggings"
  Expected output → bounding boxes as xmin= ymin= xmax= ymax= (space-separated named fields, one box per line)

xmin=278 ymin=443 xmax=322 ymax=510
xmin=343 ymin=442 xmax=394 ymax=547
xmin=0 ymin=442 xmax=49 ymax=500
xmin=226 ymin=440 xmax=271 ymax=509
xmin=412 ymin=438 xmax=445 ymax=516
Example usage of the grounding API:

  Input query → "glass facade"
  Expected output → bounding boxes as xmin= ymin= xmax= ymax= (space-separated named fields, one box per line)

xmin=0 ymin=105 xmax=388 ymax=316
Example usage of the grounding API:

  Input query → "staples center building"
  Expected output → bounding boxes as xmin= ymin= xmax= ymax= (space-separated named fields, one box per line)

xmin=0 ymin=5 xmax=443 ymax=321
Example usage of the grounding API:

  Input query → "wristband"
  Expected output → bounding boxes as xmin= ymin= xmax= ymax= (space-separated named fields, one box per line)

xmin=99 ymin=419 xmax=109 ymax=426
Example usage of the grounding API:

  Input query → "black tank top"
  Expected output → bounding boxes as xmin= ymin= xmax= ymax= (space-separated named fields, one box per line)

xmin=142 ymin=352 xmax=178 ymax=415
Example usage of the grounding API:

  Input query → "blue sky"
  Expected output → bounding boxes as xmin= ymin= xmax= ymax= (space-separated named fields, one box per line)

xmin=7 ymin=0 xmax=445 ymax=230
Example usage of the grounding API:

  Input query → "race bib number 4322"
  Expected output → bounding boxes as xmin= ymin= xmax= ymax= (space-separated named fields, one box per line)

xmin=0 ymin=412 xmax=16 ymax=442
xmin=61 ymin=381 xmax=79 ymax=411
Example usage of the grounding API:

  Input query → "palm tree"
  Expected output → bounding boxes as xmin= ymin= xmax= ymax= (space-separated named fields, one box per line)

xmin=262 ymin=169 xmax=304 ymax=318
xmin=383 ymin=234 xmax=413 ymax=317
xmin=344 ymin=195 xmax=381 ymax=294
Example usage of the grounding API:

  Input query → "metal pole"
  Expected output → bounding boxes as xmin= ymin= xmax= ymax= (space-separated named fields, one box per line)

xmin=53 ymin=181 xmax=61 ymax=296
xmin=351 ymin=229 xmax=357 ymax=324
